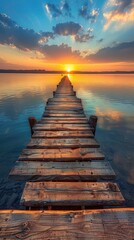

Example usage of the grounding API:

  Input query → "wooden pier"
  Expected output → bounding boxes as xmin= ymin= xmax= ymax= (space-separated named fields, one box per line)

xmin=0 ymin=76 xmax=134 ymax=239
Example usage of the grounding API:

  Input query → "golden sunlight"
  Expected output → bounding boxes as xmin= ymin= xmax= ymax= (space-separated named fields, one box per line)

xmin=64 ymin=64 xmax=74 ymax=72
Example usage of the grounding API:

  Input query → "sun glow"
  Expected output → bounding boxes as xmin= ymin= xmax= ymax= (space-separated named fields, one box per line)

xmin=64 ymin=64 xmax=74 ymax=73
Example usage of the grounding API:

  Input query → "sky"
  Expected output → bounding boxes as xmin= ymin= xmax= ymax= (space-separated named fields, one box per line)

xmin=0 ymin=0 xmax=134 ymax=71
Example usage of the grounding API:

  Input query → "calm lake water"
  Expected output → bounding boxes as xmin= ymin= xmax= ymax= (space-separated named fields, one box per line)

xmin=0 ymin=73 xmax=134 ymax=203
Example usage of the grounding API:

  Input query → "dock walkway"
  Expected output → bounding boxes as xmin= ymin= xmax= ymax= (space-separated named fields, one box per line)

xmin=10 ymin=76 xmax=124 ymax=208
xmin=0 ymin=76 xmax=134 ymax=239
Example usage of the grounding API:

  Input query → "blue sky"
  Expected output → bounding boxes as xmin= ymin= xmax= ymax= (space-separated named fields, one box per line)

xmin=0 ymin=0 xmax=134 ymax=70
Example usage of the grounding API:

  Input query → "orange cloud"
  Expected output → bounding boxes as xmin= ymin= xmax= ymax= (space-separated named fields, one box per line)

xmin=104 ymin=7 xmax=134 ymax=30
xmin=104 ymin=0 xmax=134 ymax=30
xmin=96 ymin=107 xmax=123 ymax=121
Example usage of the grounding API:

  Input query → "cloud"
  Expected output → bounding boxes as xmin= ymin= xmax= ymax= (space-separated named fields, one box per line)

xmin=91 ymin=9 xmax=99 ymax=19
xmin=104 ymin=0 xmax=134 ymax=30
xmin=75 ymin=33 xmax=94 ymax=42
xmin=74 ymin=27 xmax=94 ymax=43
xmin=0 ymin=13 xmax=16 ymax=27
xmin=45 ymin=1 xmax=72 ymax=18
xmin=98 ymin=38 xmax=104 ymax=43
xmin=53 ymin=22 xmax=82 ymax=36
xmin=0 ymin=57 xmax=23 ymax=69
xmin=79 ymin=3 xmax=89 ymax=19
xmin=53 ymin=21 xmax=93 ymax=43
xmin=60 ymin=1 xmax=72 ymax=17
xmin=39 ymin=32 xmax=54 ymax=44
xmin=79 ymin=3 xmax=99 ymax=22
xmin=86 ymin=41 xmax=134 ymax=63
xmin=41 ymin=43 xmax=83 ymax=63
xmin=105 ymin=0 xmax=133 ymax=10
xmin=96 ymin=107 xmax=123 ymax=121
xmin=0 ymin=14 xmax=40 ymax=50
xmin=0 ymin=14 xmax=84 ymax=63
xmin=0 ymin=12 xmax=91 ymax=68
xmin=45 ymin=3 xmax=62 ymax=18
xmin=0 ymin=13 xmax=54 ymax=50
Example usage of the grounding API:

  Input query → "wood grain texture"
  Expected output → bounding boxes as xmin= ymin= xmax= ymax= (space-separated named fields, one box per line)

xmin=10 ymin=160 xmax=115 ymax=181
xmin=47 ymin=102 xmax=82 ymax=106
xmin=40 ymin=120 xmax=89 ymax=124
xmin=45 ymin=107 xmax=83 ymax=112
xmin=46 ymin=102 xmax=82 ymax=107
xmin=41 ymin=117 xmax=88 ymax=122
xmin=33 ymin=123 xmax=92 ymax=131
xmin=43 ymin=113 xmax=86 ymax=117
xmin=44 ymin=109 xmax=84 ymax=113
xmin=21 ymin=182 xmax=125 ymax=207
xmin=46 ymin=102 xmax=82 ymax=105
xmin=53 ymin=94 xmax=76 ymax=97
xmin=27 ymin=138 xmax=100 ymax=149
xmin=18 ymin=148 xmax=105 ymax=161
xmin=0 ymin=209 xmax=133 ymax=240
xmin=47 ymin=97 xmax=81 ymax=102
xmin=32 ymin=130 xmax=94 ymax=138
xmin=47 ymin=100 xmax=81 ymax=104
xmin=42 ymin=117 xmax=87 ymax=120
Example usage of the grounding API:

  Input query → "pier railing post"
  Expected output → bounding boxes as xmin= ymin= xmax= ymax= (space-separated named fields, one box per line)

xmin=89 ymin=115 xmax=98 ymax=135
xmin=28 ymin=117 xmax=37 ymax=136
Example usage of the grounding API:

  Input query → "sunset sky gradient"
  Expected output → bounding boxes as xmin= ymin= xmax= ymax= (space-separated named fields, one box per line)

xmin=0 ymin=0 xmax=134 ymax=71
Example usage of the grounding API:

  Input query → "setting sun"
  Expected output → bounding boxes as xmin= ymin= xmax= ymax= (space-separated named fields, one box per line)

xmin=67 ymin=68 xmax=71 ymax=73
xmin=64 ymin=64 xmax=74 ymax=73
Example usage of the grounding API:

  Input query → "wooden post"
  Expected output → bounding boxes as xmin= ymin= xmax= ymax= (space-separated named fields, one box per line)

xmin=89 ymin=115 xmax=98 ymax=135
xmin=28 ymin=117 xmax=37 ymax=136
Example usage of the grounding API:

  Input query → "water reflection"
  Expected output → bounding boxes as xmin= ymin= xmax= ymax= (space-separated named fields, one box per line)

xmin=71 ymin=75 xmax=134 ymax=189
xmin=0 ymin=74 xmax=134 ymax=194
xmin=0 ymin=74 xmax=60 ymax=176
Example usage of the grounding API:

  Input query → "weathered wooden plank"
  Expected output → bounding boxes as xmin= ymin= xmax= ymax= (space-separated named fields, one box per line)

xmin=47 ymin=101 xmax=82 ymax=105
xmin=14 ymin=160 xmax=109 ymax=169
xmin=45 ymin=107 xmax=83 ymax=111
xmin=43 ymin=113 xmax=86 ymax=117
xmin=54 ymin=91 xmax=74 ymax=94
xmin=46 ymin=105 xmax=83 ymax=109
xmin=44 ymin=110 xmax=84 ymax=114
xmin=23 ymin=181 xmax=121 ymax=192
xmin=42 ymin=117 xmax=87 ymax=121
xmin=19 ymin=148 xmax=105 ymax=161
xmin=45 ymin=107 xmax=83 ymax=112
xmin=33 ymin=123 xmax=92 ymax=131
xmin=27 ymin=138 xmax=100 ymax=149
xmin=54 ymin=89 xmax=75 ymax=93
xmin=21 ymin=182 xmax=125 ymax=207
xmin=46 ymin=104 xmax=83 ymax=108
xmin=10 ymin=161 xmax=115 ymax=181
xmin=40 ymin=119 xmax=88 ymax=124
xmin=55 ymin=87 xmax=73 ymax=89
xmin=0 ymin=209 xmax=133 ymax=240
xmin=53 ymin=93 xmax=76 ymax=97
xmin=56 ymin=86 xmax=73 ymax=89
xmin=32 ymin=130 xmax=93 ymax=138
xmin=56 ymin=84 xmax=73 ymax=88
xmin=52 ymin=93 xmax=77 ymax=97
xmin=47 ymin=99 xmax=81 ymax=103
xmin=45 ymin=108 xmax=84 ymax=111
xmin=48 ymin=97 xmax=81 ymax=102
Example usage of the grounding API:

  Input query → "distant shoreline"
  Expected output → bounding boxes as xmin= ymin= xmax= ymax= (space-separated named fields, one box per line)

xmin=0 ymin=69 xmax=134 ymax=74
